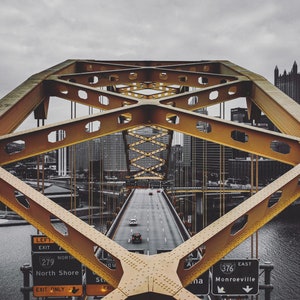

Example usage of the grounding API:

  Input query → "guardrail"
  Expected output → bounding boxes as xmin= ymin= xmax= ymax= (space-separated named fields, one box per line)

xmin=106 ymin=189 xmax=135 ymax=238
xmin=161 ymin=189 xmax=191 ymax=241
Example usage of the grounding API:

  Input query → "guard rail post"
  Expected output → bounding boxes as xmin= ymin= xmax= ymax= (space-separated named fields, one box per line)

xmin=259 ymin=262 xmax=274 ymax=300
xmin=20 ymin=263 xmax=32 ymax=300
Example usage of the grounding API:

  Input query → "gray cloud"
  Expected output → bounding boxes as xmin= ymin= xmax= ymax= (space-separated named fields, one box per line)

xmin=0 ymin=0 xmax=299 ymax=98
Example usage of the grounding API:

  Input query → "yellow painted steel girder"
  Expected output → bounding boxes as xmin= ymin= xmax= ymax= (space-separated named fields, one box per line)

xmin=0 ymin=60 xmax=77 ymax=134
xmin=0 ymin=163 xmax=299 ymax=299
xmin=0 ymin=102 xmax=299 ymax=166
xmin=219 ymin=60 xmax=300 ymax=136
xmin=126 ymin=126 xmax=168 ymax=179
xmin=0 ymin=60 xmax=300 ymax=299
xmin=150 ymin=104 xmax=300 ymax=166
xmin=1 ymin=60 xmax=299 ymax=135
xmin=174 ymin=163 xmax=300 ymax=287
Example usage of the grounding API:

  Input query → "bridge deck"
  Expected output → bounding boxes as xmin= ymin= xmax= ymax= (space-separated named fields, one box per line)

xmin=113 ymin=189 xmax=184 ymax=255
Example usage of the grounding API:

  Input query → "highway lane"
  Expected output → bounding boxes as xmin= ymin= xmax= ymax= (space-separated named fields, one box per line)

xmin=112 ymin=188 xmax=184 ymax=255
xmin=87 ymin=189 xmax=212 ymax=299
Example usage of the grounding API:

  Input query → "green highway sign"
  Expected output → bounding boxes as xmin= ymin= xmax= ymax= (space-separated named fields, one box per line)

xmin=186 ymin=270 xmax=210 ymax=296
xmin=31 ymin=235 xmax=83 ymax=297
xmin=212 ymin=259 xmax=259 ymax=296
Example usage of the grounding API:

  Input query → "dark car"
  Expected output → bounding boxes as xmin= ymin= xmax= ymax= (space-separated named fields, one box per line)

xmin=131 ymin=232 xmax=142 ymax=243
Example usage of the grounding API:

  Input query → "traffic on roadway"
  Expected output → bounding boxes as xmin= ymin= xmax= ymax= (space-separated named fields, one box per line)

xmin=112 ymin=188 xmax=184 ymax=255
xmin=86 ymin=188 xmax=212 ymax=299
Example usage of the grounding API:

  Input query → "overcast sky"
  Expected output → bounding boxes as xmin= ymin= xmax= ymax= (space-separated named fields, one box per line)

xmin=1 ymin=0 xmax=299 ymax=124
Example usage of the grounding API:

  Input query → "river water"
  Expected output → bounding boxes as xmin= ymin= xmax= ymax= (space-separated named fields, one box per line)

xmin=0 ymin=208 xmax=299 ymax=300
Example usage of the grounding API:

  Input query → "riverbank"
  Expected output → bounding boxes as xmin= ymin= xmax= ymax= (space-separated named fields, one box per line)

xmin=0 ymin=205 xmax=114 ymax=227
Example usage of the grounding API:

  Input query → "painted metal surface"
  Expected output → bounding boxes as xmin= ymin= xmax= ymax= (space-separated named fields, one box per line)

xmin=0 ymin=60 xmax=299 ymax=299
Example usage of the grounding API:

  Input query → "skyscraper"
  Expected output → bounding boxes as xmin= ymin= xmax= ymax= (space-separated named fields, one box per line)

xmin=274 ymin=61 xmax=300 ymax=104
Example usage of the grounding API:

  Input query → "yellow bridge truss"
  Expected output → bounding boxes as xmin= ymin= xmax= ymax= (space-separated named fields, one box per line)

xmin=0 ymin=60 xmax=299 ymax=299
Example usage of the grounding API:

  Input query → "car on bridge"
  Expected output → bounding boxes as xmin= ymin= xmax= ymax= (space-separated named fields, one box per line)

xmin=131 ymin=232 xmax=142 ymax=243
xmin=129 ymin=218 xmax=138 ymax=226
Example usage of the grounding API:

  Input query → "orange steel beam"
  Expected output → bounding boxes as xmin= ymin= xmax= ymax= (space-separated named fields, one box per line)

xmin=175 ymin=163 xmax=300 ymax=287
xmin=220 ymin=60 xmax=300 ymax=137
xmin=0 ymin=167 xmax=125 ymax=290
xmin=1 ymin=103 xmax=299 ymax=166
xmin=250 ymin=81 xmax=300 ymax=136
xmin=0 ymin=163 xmax=299 ymax=299
xmin=0 ymin=60 xmax=300 ymax=299
xmin=126 ymin=126 xmax=169 ymax=179
xmin=0 ymin=104 xmax=146 ymax=165
xmin=45 ymin=77 xmax=138 ymax=109
xmin=150 ymin=104 xmax=300 ymax=166
xmin=159 ymin=79 xmax=251 ymax=110
xmin=0 ymin=60 xmax=77 ymax=135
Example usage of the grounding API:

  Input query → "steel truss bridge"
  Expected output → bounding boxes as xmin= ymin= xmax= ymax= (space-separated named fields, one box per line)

xmin=0 ymin=60 xmax=299 ymax=299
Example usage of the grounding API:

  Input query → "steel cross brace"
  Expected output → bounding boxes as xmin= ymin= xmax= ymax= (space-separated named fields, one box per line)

xmin=0 ymin=102 xmax=299 ymax=166
xmin=0 ymin=164 xmax=299 ymax=299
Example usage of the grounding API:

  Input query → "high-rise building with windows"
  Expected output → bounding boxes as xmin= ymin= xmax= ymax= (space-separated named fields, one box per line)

xmin=181 ymin=107 xmax=233 ymax=186
xmin=74 ymin=133 xmax=127 ymax=175
xmin=274 ymin=61 xmax=300 ymax=104
xmin=227 ymin=61 xmax=300 ymax=184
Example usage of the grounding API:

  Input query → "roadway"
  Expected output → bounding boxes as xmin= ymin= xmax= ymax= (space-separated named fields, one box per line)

xmin=112 ymin=188 xmax=184 ymax=255
xmin=88 ymin=189 xmax=212 ymax=299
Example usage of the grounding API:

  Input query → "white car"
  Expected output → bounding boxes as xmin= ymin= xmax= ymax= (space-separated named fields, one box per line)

xmin=129 ymin=218 xmax=138 ymax=226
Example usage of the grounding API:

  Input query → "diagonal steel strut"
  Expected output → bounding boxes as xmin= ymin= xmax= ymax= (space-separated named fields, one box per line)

xmin=1 ymin=60 xmax=300 ymax=299
xmin=0 ymin=164 xmax=299 ymax=299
